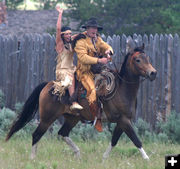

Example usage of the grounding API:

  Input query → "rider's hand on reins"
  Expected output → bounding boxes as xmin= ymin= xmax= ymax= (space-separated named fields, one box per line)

xmin=105 ymin=50 xmax=113 ymax=62
xmin=107 ymin=54 xmax=112 ymax=62
xmin=98 ymin=58 xmax=109 ymax=64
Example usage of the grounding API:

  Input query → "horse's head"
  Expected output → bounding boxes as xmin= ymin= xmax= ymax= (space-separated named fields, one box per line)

xmin=124 ymin=44 xmax=157 ymax=81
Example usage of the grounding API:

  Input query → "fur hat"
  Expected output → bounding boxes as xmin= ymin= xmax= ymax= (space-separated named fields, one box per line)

xmin=82 ymin=17 xmax=103 ymax=31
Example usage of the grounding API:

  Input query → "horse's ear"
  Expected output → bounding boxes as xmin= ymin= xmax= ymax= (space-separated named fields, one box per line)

xmin=141 ymin=43 xmax=145 ymax=50
xmin=126 ymin=36 xmax=135 ymax=54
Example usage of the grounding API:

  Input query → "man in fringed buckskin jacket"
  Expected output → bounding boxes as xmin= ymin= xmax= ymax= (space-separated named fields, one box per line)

xmin=74 ymin=17 xmax=113 ymax=132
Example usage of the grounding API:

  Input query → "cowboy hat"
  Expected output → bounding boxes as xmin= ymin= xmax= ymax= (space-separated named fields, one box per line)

xmin=82 ymin=17 xmax=103 ymax=31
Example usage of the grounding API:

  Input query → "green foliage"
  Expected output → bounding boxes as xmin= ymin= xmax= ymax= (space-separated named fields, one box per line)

xmin=157 ymin=133 xmax=169 ymax=143
xmin=70 ymin=122 xmax=111 ymax=141
xmin=33 ymin=0 xmax=59 ymax=9
xmin=14 ymin=102 xmax=24 ymax=115
xmin=113 ymin=146 xmax=138 ymax=157
xmin=156 ymin=111 xmax=180 ymax=143
xmin=135 ymin=118 xmax=150 ymax=136
xmin=0 ymin=101 xmax=36 ymax=137
xmin=0 ymin=89 xmax=5 ymax=108
xmin=133 ymin=119 xmax=159 ymax=143
xmin=52 ymin=161 xmax=58 ymax=169
xmin=38 ymin=162 xmax=47 ymax=169
xmin=5 ymin=0 xmax=24 ymax=9
xmin=0 ymin=107 xmax=16 ymax=134
xmin=63 ymin=0 xmax=180 ymax=35
xmin=25 ymin=163 xmax=34 ymax=169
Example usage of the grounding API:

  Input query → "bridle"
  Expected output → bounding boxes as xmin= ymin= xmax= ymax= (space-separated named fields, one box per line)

xmin=111 ymin=52 xmax=147 ymax=84
xmin=102 ymin=51 xmax=148 ymax=101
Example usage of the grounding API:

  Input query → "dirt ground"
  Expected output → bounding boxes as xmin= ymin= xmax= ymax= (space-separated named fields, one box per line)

xmin=0 ymin=10 xmax=78 ymax=38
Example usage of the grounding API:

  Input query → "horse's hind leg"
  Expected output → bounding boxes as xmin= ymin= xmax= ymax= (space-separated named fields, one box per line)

xmin=31 ymin=121 xmax=51 ymax=159
xmin=58 ymin=114 xmax=81 ymax=158
xmin=103 ymin=124 xmax=123 ymax=160
xmin=121 ymin=118 xmax=149 ymax=160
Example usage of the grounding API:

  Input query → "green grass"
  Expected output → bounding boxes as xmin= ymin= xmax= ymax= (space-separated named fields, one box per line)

xmin=0 ymin=137 xmax=180 ymax=169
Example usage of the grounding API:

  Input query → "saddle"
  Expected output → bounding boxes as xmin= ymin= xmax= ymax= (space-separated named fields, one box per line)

xmin=49 ymin=69 xmax=116 ymax=104
xmin=78 ymin=69 xmax=116 ymax=100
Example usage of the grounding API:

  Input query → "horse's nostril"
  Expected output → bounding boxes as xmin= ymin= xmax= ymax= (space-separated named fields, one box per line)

xmin=150 ymin=72 xmax=154 ymax=76
xmin=149 ymin=71 xmax=157 ymax=80
xmin=150 ymin=71 xmax=157 ymax=76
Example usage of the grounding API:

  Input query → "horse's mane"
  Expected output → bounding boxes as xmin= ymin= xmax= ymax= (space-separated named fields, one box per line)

xmin=119 ymin=46 xmax=144 ymax=79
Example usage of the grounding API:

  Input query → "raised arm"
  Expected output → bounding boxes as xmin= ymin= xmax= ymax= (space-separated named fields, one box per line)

xmin=55 ymin=5 xmax=64 ymax=53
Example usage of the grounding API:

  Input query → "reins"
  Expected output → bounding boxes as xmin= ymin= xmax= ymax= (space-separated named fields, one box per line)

xmin=101 ymin=50 xmax=148 ymax=101
xmin=116 ymin=71 xmax=146 ymax=84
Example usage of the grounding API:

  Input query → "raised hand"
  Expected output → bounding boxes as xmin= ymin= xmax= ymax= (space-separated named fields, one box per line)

xmin=56 ymin=4 xmax=63 ymax=14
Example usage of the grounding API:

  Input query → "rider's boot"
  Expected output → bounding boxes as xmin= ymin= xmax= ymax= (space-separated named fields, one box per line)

xmin=69 ymin=88 xmax=83 ymax=110
xmin=70 ymin=102 xmax=83 ymax=110
xmin=89 ymin=101 xmax=103 ymax=132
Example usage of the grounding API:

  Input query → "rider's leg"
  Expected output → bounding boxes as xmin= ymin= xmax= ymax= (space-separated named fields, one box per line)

xmin=89 ymin=101 xmax=103 ymax=132
xmin=81 ymin=74 xmax=103 ymax=132
xmin=68 ymin=75 xmax=83 ymax=110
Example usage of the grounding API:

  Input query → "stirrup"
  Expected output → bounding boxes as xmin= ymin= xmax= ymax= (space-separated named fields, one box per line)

xmin=93 ymin=117 xmax=97 ymax=126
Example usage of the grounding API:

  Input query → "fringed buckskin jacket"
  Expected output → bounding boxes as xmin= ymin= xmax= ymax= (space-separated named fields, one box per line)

xmin=74 ymin=32 xmax=113 ymax=80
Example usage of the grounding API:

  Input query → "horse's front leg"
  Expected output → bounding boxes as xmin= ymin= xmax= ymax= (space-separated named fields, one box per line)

xmin=103 ymin=123 xmax=123 ymax=160
xmin=121 ymin=118 xmax=149 ymax=160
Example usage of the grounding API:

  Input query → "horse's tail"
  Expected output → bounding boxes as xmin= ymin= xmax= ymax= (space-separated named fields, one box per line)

xmin=6 ymin=82 xmax=48 ymax=141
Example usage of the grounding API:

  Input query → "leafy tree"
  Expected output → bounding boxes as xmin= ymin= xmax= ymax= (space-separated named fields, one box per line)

xmin=32 ymin=0 xmax=58 ymax=9
xmin=4 ymin=0 xmax=24 ymax=9
xmin=62 ymin=0 xmax=180 ymax=35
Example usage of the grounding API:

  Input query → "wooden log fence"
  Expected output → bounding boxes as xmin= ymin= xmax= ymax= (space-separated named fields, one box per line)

xmin=0 ymin=33 xmax=180 ymax=127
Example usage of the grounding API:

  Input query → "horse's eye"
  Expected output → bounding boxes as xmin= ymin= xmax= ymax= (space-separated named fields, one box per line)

xmin=136 ymin=59 xmax=141 ymax=63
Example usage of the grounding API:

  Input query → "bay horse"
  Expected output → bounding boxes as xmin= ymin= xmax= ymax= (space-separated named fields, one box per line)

xmin=6 ymin=44 xmax=157 ymax=160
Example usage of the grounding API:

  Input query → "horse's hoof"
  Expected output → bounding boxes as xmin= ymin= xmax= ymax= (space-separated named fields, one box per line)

xmin=102 ymin=143 xmax=112 ymax=160
xmin=30 ymin=154 xmax=36 ymax=160
xmin=75 ymin=151 xmax=81 ymax=159
xmin=143 ymin=155 xmax=150 ymax=160
xmin=139 ymin=147 xmax=149 ymax=160
xmin=103 ymin=153 xmax=109 ymax=160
